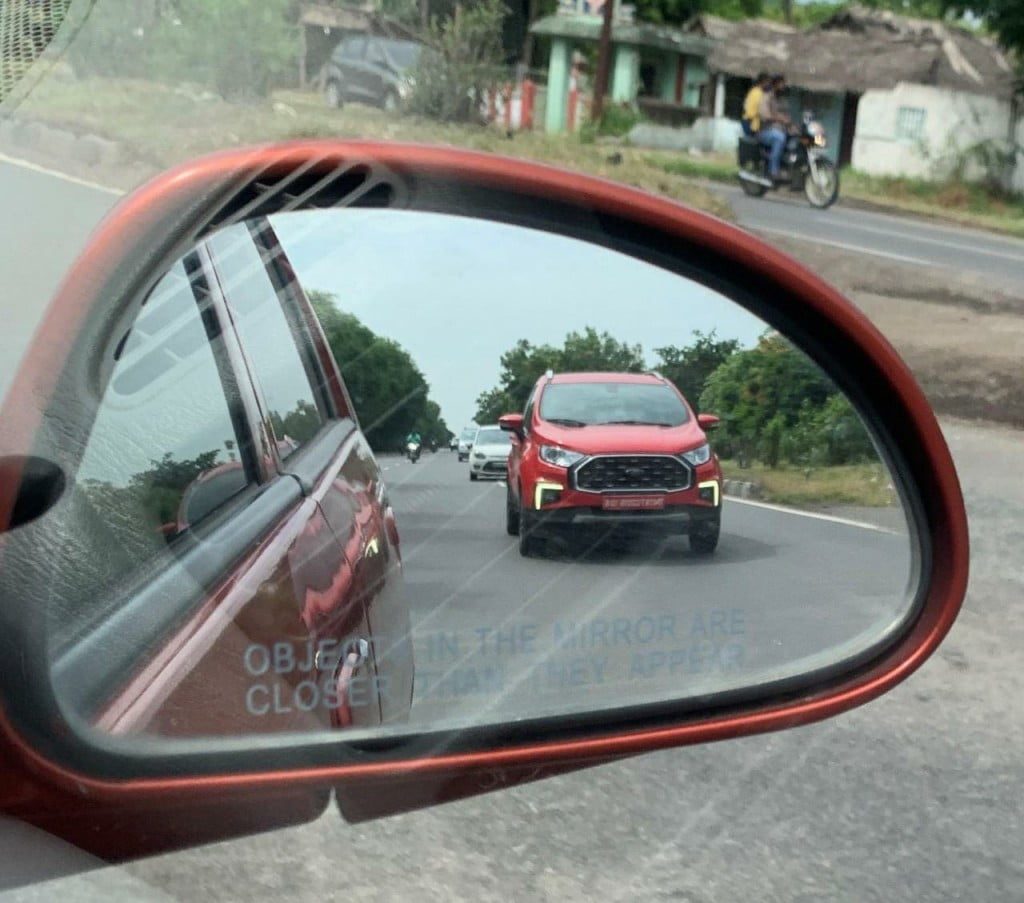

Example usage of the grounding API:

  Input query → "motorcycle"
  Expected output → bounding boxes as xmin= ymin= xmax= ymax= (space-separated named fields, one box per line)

xmin=737 ymin=112 xmax=840 ymax=209
xmin=406 ymin=440 xmax=421 ymax=463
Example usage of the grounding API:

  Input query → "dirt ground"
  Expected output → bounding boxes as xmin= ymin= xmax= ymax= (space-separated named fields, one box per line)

xmin=757 ymin=233 xmax=1024 ymax=430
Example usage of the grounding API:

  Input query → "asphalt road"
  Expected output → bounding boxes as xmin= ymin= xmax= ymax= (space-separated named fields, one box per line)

xmin=712 ymin=182 xmax=1024 ymax=290
xmin=0 ymin=156 xmax=120 ymax=401
xmin=379 ymin=453 xmax=910 ymax=728
xmin=2 ymin=157 xmax=1024 ymax=901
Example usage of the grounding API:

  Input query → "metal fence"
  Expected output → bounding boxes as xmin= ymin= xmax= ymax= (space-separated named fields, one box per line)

xmin=0 ymin=0 xmax=73 ymax=103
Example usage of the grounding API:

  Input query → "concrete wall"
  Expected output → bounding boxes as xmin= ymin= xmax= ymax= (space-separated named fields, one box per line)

xmin=628 ymin=115 xmax=739 ymax=153
xmin=1012 ymin=110 xmax=1024 ymax=195
xmin=611 ymin=45 xmax=639 ymax=104
xmin=684 ymin=57 xmax=708 ymax=109
xmin=852 ymin=82 xmax=1014 ymax=183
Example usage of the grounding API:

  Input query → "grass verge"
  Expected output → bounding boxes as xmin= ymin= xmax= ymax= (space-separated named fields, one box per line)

xmin=720 ymin=459 xmax=898 ymax=508
xmin=19 ymin=76 xmax=732 ymax=219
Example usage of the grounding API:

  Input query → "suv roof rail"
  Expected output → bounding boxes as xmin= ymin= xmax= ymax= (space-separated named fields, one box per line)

xmin=646 ymin=370 xmax=667 ymax=382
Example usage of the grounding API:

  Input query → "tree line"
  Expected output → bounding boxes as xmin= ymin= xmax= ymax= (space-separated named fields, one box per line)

xmin=308 ymin=291 xmax=452 ymax=451
xmin=71 ymin=0 xmax=1023 ymax=107
xmin=475 ymin=327 xmax=876 ymax=471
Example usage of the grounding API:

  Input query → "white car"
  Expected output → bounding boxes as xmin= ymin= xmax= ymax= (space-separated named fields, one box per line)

xmin=469 ymin=425 xmax=513 ymax=481
xmin=456 ymin=426 xmax=477 ymax=461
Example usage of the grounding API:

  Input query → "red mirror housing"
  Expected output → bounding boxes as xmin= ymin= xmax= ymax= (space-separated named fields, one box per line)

xmin=0 ymin=142 xmax=969 ymax=854
xmin=697 ymin=413 xmax=720 ymax=431
xmin=498 ymin=413 xmax=525 ymax=437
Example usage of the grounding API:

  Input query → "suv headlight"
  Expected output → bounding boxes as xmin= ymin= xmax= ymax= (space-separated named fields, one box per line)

xmin=540 ymin=445 xmax=585 ymax=468
xmin=473 ymin=451 xmax=486 ymax=460
xmin=681 ymin=443 xmax=711 ymax=466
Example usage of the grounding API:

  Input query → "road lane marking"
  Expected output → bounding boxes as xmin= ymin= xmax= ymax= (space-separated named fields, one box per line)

xmin=726 ymin=496 xmax=902 ymax=534
xmin=720 ymin=181 xmax=1024 ymax=253
xmin=817 ymin=216 xmax=1024 ymax=263
xmin=0 ymin=150 xmax=124 ymax=196
xmin=751 ymin=225 xmax=933 ymax=266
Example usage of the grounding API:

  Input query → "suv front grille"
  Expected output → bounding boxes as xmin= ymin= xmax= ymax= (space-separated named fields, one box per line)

xmin=574 ymin=455 xmax=691 ymax=492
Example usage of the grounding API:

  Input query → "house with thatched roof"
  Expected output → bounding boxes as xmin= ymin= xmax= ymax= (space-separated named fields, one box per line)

xmin=688 ymin=6 xmax=1020 ymax=184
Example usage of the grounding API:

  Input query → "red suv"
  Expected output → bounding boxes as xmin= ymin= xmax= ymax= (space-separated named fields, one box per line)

xmin=500 ymin=372 xmax=723 ymax=556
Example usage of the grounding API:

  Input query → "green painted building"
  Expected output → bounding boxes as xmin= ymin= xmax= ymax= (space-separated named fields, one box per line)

xmin=530 ymin=12 xmax=717 ymax=133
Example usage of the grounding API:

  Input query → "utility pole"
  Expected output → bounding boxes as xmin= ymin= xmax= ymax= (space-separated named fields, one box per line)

xmin=590 ymin=0 xmax=615 ymax=121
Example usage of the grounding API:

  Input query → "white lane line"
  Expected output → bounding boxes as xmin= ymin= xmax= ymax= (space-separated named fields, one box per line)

xmin=721 ymin=180 xmax=1024 ymax=253
xmin=817 ymin=216 xmax=1024 ymax=263
xmin=726 ymin=495 xmax=902 ymax=534
xmin=0 ymin=150 xmax=124 ymax=196
xmin=751 ymin=224 xmax=933 ymax=266
xmin=829 ymin=203 xmax=1024 ymax=250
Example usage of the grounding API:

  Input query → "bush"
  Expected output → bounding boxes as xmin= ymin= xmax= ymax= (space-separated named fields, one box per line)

xmin=598 ymin=102 xmax=641 ymax=137
xmin=73 ymin=0 xmax=297 ymax=100
xmin=406 ymin=0 xmax=507 ymax=123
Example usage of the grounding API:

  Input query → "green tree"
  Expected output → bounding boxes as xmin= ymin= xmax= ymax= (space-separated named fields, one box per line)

xmin=653 ymin=330 xmax=739 ymax=409
xmin=309 ymin=291 xmax=447 ymax=451
xmin=474 ymin=328 xmax=644 ymax=422
xmin=154 ymin=0 xmax=298 ymax=99
xmin=944 ymin=0 xmax=1024 ymax=64
xmin=698 ymin=333 xmax=833 ymax=467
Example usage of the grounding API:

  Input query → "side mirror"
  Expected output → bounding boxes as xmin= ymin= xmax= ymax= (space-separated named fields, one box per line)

xmin=0 ymin=142 xmax=967 ymax=854
xmin=498 ymin=412 xmax=525 ymax=438
xmin=697 ymin=413 xmax=720 ymax=431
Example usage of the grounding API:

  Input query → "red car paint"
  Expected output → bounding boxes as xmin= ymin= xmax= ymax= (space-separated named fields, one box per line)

xmin=0 ymin=143 xmax=968 ymax=856
xmin=503 ymin=372 xmax=723 ymax=554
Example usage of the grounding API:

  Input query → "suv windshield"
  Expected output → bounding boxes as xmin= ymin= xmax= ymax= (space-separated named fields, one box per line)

xmin=540 ymin=382 xmax=690 ymax=427
xmin=385 ymin=41 xmax=423 ymax=69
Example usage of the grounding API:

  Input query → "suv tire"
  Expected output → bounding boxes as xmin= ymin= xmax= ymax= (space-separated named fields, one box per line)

xmin=518 ymin=505 xmax=539 ymax=557
xmin=506 ymin=484 xmax=520 ymax=535
xmin=689 ymin=513 xmax=720 ymax=554
xmin=325 ymin=80 xmax=344 ymax=109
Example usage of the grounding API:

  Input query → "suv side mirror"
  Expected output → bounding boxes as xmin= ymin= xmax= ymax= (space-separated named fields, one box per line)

xmin=698 ymin=413 xmax=720 ymax=431
xmin=498 ymin=413 xmax=525 ymax=438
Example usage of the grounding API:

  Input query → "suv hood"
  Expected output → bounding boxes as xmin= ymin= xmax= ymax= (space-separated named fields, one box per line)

xmin=537 ymin=421 xmax=707 ymax=455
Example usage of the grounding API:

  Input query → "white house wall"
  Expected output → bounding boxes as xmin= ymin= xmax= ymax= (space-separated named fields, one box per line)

xmin=1013 ymin=112 xmax=1024 ymax=195
xmin=852 ymin=82 xmax=1013 ymax=183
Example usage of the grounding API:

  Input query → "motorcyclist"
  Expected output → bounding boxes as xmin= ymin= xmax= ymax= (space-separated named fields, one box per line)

xmin=405 ymin=430 xmax=422 ymax=447
xmin=741 ymin=72 xmax=770 ymax=137
xmin=758 ymin=74 xmax=792 ymax=182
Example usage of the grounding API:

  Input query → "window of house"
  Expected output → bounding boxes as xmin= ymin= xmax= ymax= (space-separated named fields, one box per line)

xmin=895 ymin=106 xmax=927 ymax=140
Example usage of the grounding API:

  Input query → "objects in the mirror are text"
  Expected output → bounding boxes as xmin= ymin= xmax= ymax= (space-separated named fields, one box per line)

xmin=416 ymin=609 xmax=746 ymax=701
xmin=242 ymin=638 xmax=390 ymax=717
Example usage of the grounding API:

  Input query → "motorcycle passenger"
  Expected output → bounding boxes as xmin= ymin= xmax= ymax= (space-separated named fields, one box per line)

xmin=758 ymin=74 xmax=792 ymax=182
xmin=741 ymin=72 xmax=770 ymax=138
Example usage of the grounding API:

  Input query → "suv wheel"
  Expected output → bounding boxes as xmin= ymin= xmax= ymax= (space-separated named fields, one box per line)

xmin=518 ymin=504 xmax=540 ymax=557
xmin=689 ymin=513 xmax=721 ymax=554
xmin=325 ymin=80 xmax=344 ymax=109
xmin=506 ymin=484 xmax=520 ymax=536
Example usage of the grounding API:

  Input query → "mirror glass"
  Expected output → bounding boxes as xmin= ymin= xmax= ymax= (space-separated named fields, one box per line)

xmin=42 ymin=209 xmax=917 ymax=744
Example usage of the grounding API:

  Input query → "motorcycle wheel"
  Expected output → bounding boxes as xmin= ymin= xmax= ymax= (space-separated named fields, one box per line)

xmin=737 ymin=159 xmax=770 ymax=198
xmin=805 ymin=158 xmax=839 ymax=208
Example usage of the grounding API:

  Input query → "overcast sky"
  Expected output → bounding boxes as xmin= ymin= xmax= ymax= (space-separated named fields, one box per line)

xmin=272 ymin=209 xmax=768 ymax=431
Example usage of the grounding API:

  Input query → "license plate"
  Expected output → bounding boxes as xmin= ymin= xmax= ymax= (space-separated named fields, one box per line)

xmin=602 ymin=495 xmax=665 ymax=511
